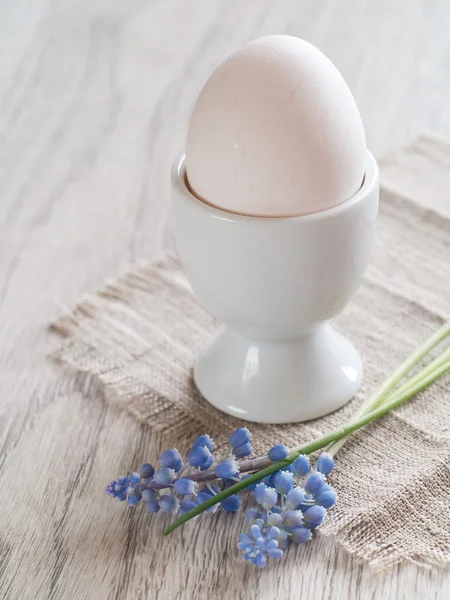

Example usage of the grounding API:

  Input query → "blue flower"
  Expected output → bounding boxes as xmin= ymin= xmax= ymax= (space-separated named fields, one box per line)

xmin=142 ymin=489 xmax=158 ymax=502
xmin=316 ymin=453 xmax=334 ymax=476
xmin=127 ymin=490 xmax=142 ymax=506
xmin=254 ymin=485 xmax=278 ymax=510
xmin=233 ymin=442 xmax=253 ymax=458
xmin=153 ymin=467 xmax=176 ymax=485
xmin=159 ymin=449 xmax=183 ymax=472
xmin=105 ymin=479 xmax=127 ymax=501
xmin=267 ymin=512 xmax=283 ymax=527
xmin=220 ymin=495 xmax=241 ymax=512
xmin=273 ymin=471 xmax=294 ymax=495
xmin=214 ymin=459 xmax=239 ymax=479
xmin=194 ymin=491 xmax=218 ymax=512
xmin=253 ymin=483 xmax=267 ymax=504
xmin=283 ymin=509 xmax=303 ymax=528
xmin=290 ymin=527 xmax=312 ymax=544
xmin=302 ymin=505 xmax=326 ymax=528
xmin=145 ymin=501 xmax=160 ymax=513
xmin=174 ymin=478 xmax=198 ymax=495
xmin=285 ymin=486 xmax=305 ymax=509
xmin=229 ymin=427 xmax=252 ymax=449
xmin=187 ymin=445 xmax=212 ymax=468
xmin=315 ymin=484 xmax=337 ymax=508
xmin=191 ymin=434 xmax=214 ymax=452
xmin=304 ymin=471 xmax=325 ymax=495
xmin=179 ymin=499 xmax=197 ymax=515
xmin=199 ymin=453 xmax=214 ymax=471
xmin=291 ymin=455 xmax=310 ymax=476
xmin=268 ymin=444 xmax=289 ymax=461
xmin=158 ymin=494 xmax=180 ymax=513
xmin=140 ymin=463 xmax=155 ymax=479
xmin=238 ymin=513 xmax=284 ymax=567
xmin=129 ymin=472 xmax=141 ymax=486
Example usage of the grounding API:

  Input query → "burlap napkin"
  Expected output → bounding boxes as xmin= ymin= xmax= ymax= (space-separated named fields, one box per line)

xmin=51 ymin=135 xmax=450 ymax=571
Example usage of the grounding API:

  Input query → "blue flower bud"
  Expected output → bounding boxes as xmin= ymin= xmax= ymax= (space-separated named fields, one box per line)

xmin=316 ymin=453 xmax=334 ymax=476
xmin=142 ymin=489 xmax=158 ymax=502
xmin=220 ymin=495 xmax=241 ymax=512
xmin=286 ymin=486 xmax=306 ymax=509
xmin=191 ymin=434 xmax=214 ymax=452
xmin=274 ymin=470 xmax=294 ymax=495
xmin=268 ymin=444 xmax=289 ymax=461
xmin=117 ymin=476 xmax=128 ymax=486
xmin=233 ymin=442 xmax=253 ymax=458
xmin=158 ymin=494 xmax=180 ymax=513
xmin=179 ymin=499 xmax=197 ymax=515
xmin=303 ymin=505 xmax=326 ymax=528
xmin=187 ymin=445 xmax=212 ymax=468
xmin=283 ymin=509 xmax=303 ymax=528
xmin=140 ymin=464 xmax=155 ymax=479
xmin=265 ymin=526 xmax=279 ymax=540
xmin=145 ymin=501 xmax=160 ymax=513
xmin=305 ymin=471 xmax=325 ymax=495
xmin=315 ymin=484 xmax=337 ymax=508
xmin=194 ymin=491 xmax=217 ymax=512
xmin=214 ymin=459 xmax=239 ymax=479
xmin=199 ymin=453 xmax=214 ymax=471
xmin=268 ymin=548 xmax=283 ymax=559
xmin=116 ymin=491 xmax=127 ymax=502
xmin=290 ymin=527 xmax=312 ymax=544
xmin=153 ymin=467 xmax=176 ymax=485
xmin=267 ymin=513 xmax=283 ymax=527
xmin=174 ymin=478 xmax=198 ymax=495
xmin=159 ymin=449 xmax=183 ymax=472
xmin=229 ymin=427 xmax=252 ymax=449
xmin=129 ymin=472 xmax=141 ymax=485
xmin=127 ymin=493 xmax=141 ymax=506
xmin=245 ymin=508 xmax=259 ymax=524
xmin=250 ymin=524 xmax=262 ymax=539
xmin=253 ymin=483 xmax=267 ymax=505
xmin=260 ymin=487 xmax=278 ymax=510
xmin=292 ymin=455 xmax=310 ymax=476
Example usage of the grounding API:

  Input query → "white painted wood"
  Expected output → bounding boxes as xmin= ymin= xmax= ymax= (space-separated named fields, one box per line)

xmin=1 ymin=1 xmax=449 ymax=598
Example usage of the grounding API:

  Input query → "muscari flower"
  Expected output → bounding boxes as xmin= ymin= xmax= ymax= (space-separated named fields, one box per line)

xmin=192 ymin=434 xmax=214 ymax=452
xmin=159 ymin=449 xmax=183 ymax=472
xmin=268 ymin=444 xmax=289 ymax=461
xmin=238 ymin=513 xmax=285 ymax=568
xmin=187 ymin=445 xmax=212 ymax=468
xmin=104 ymin=428 xmax=337 ymax=570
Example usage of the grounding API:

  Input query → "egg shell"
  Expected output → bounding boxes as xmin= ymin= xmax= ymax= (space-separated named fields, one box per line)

xmin=186 ymin=35 xmax=366 ymax=217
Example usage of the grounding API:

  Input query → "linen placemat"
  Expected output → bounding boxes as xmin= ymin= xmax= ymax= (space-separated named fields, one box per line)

xmin=51 ymin=135 xmax=450 ymax=570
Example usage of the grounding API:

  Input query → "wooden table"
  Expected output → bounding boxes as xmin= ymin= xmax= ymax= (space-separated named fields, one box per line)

xmin=1 ymin=1 xmax=449 ymax=598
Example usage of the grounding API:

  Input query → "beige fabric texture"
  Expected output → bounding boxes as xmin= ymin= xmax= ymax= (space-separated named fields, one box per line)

xmin=52 ymin=135 xmax=450 ymax=571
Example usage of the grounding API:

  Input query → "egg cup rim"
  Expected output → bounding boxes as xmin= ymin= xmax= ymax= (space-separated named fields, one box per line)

xmin=171 ymin=150 xmax=378 ymax=224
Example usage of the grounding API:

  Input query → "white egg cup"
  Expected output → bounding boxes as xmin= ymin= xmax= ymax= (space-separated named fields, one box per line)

xmin=171 ymin=152 xmax=379 ymax=424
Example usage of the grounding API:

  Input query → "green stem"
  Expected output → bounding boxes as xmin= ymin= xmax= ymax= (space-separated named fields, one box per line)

xmin=326 ymin=321 xmax=450 ymax=456
xmin=164 ymin=356 xmax=450 ymax=535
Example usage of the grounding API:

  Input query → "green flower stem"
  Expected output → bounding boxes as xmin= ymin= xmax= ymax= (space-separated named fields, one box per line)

xmin=384 ymin=347 xmax=450 ymax=400
xmin=326 ymin=321 xmax=450 ymax=457
xmin=165 ymin=355 xmax=450 ymax=536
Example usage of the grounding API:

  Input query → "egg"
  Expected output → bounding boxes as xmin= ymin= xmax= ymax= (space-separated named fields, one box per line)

xmin=185 ymin=35 xmax=366 ymax=217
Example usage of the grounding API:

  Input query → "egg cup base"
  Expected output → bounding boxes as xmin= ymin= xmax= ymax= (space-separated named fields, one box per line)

xmin=193 ymin=322 xmax=362 ymax=424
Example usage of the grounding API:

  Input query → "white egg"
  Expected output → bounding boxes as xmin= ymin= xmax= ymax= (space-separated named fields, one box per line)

xmin=186 ymin=35 xmax=366 ymax=217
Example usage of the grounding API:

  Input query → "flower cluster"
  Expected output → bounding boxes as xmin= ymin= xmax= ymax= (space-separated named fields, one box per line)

xmin=105 ymin=429 xmax=252 ymax=515
xmin=238 ymin=451 xmax=336 ymax=567
xmin=105 ymin=428 xmax=336 ymax=567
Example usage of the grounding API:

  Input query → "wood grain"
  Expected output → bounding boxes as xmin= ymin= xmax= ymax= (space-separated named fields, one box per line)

xmin=1 ymin=1 xmax=450 ymax=598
